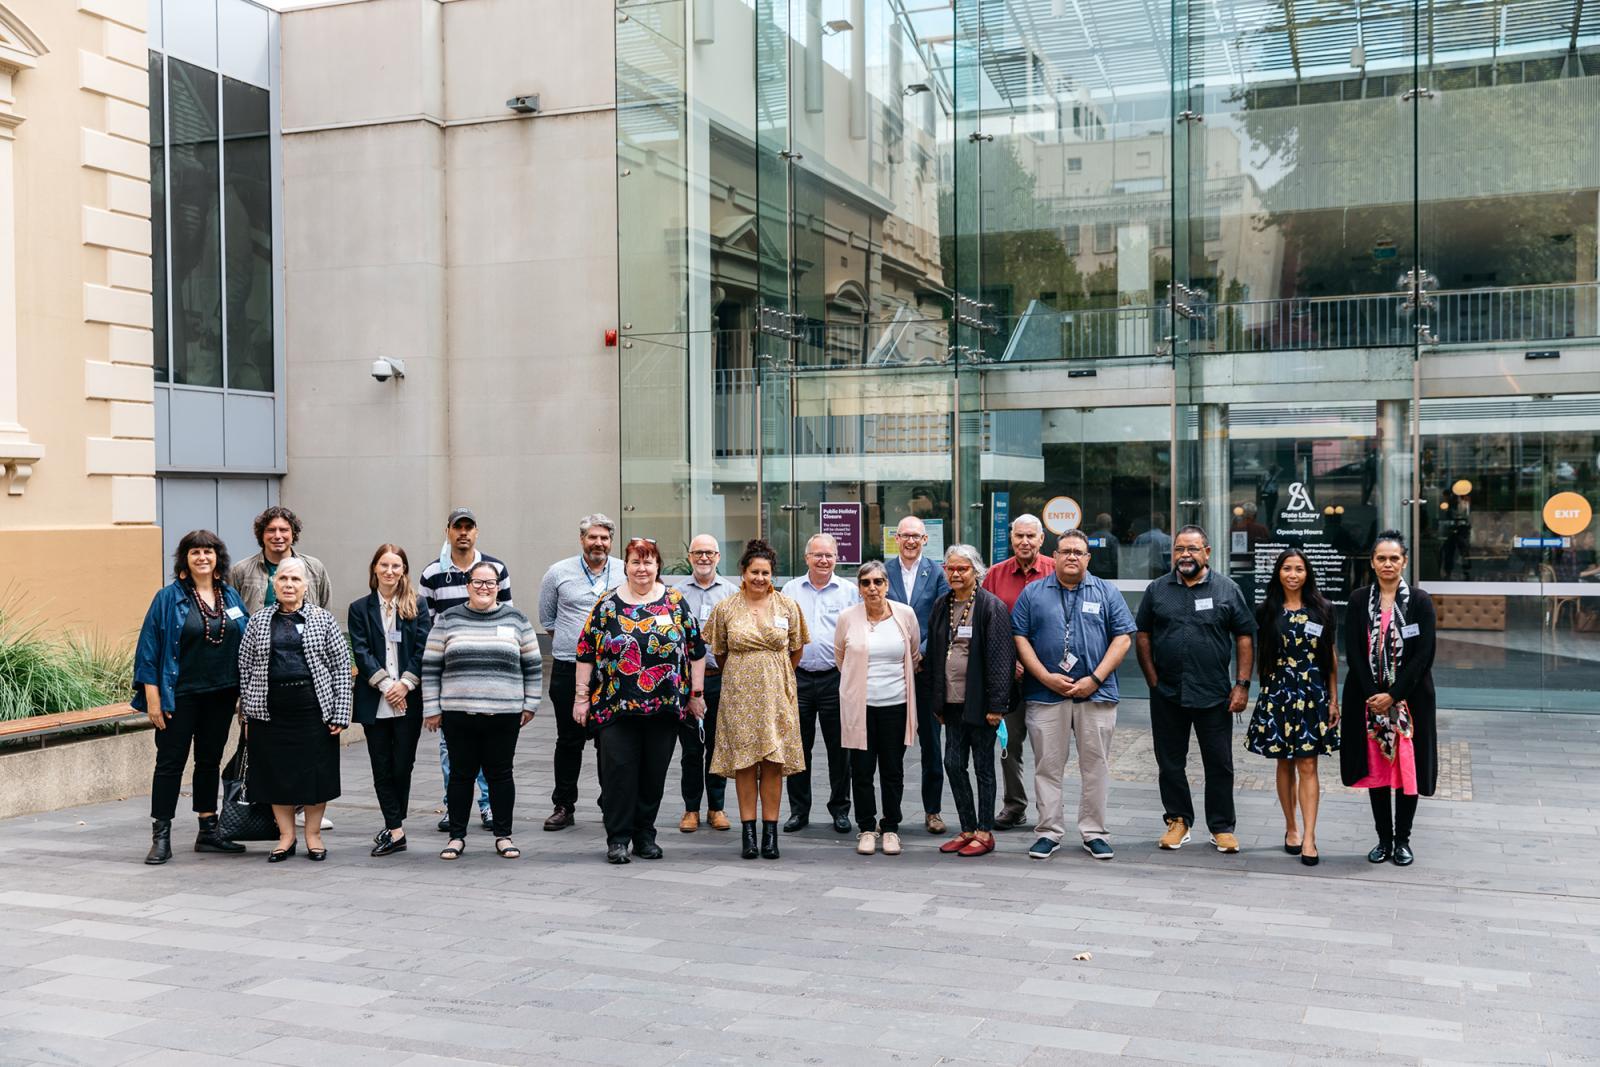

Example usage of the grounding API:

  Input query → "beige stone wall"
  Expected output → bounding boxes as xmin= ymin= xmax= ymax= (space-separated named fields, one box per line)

xmin=0 ymin=0 xmax=160 ymax=637
xmin=279 ymin=0 xmax=619 ymax=596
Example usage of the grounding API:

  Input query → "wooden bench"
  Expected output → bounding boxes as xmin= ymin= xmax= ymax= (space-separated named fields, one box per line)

xmin=0 ymin=702 xmax=145 ymax=746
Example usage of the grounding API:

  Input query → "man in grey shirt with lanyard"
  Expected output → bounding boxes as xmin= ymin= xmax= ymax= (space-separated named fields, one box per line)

xmin=537 ymin=513 xmax=624 ymax=831
xmin=674 ymin=534 xmax=738 ymax=833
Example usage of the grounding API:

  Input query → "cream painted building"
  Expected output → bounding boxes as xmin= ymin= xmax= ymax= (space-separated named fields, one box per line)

xmin=276 ymin=0 xmax=620 ymax=593
xmin=0 ymin=0 xmax=161 ymax=638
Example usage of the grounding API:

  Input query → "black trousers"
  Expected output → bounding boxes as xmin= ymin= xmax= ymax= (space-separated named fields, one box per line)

xmin=678 ymin=673 xmax=726 ymax=812
xmin=1149 ymin=691 xmax=1236 ymax=834
xmin=1369 ymin=787 xmax=1419 ymax=844
xmin=365 ymin=710 xmax=422 ymax=831
xmin=549 ymin=659 xmax=602 ymax=812
xmin=150 ymin=687 xmax=237 ymax=820
xmin=850 ymin=703 xmax=908 ymax=833
xmin=787 ymin=667 xmax=851 ymax=820
xmin=599 ymin=713 xmax=679 ymax=847
xmin=943 ymin=707 xmax=998 ymax=833
xmin=441 ymin=712 xmax=521 ymax=839
xmin=914 ymin=676 xmax=944 ymax=816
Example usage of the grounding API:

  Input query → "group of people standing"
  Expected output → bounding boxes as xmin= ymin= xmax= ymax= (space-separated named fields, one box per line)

xmin=133 ymin=502 xmax=1438 ymax=869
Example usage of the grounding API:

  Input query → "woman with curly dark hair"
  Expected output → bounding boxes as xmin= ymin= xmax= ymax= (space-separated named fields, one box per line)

xmin=133 ymin=530 xmax=252 ymax=864
xmin=702 ymin=539 xmax=809 ymax=860
xmin=1244 ymin=547 xmax=1339 ymax=865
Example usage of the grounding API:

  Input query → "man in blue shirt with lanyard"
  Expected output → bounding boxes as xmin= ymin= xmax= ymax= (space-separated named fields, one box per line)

xmin=1011 ymin=529 xmax=1136 ymax=861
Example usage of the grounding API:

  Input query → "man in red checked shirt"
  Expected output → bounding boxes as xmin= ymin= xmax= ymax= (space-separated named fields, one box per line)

xmin=980 ymin=513 xmax=1053 ymax=829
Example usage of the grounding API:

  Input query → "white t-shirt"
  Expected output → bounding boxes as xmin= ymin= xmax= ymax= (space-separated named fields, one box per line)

xmin=900 ymin=558 xmax=920 ymax=602
xmin=865 ymin=621 xmax=908 ymax=706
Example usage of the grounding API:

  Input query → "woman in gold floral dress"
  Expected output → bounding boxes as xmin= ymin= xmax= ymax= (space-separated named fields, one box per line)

xmin=705 ymin=538 xmax=808 ymax=861
xmin=1245 ymin=548 xmax=1339 ymax=866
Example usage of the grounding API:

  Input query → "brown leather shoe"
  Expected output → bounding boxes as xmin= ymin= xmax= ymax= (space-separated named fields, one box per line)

xmin=992 ymin=809 xmax=1026 ymax=830
xmin=925 ymin=814 xmax=947 ymax=834
xmin=543 ymin=806 xmax=574 ymax=831
xmin=678 ymin=811 xmax=700 ymax=833
xmin=707 ymin=810 xmax=731 ymax=831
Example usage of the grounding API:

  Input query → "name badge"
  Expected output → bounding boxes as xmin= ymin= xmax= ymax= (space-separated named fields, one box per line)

xmin=1059 ymin=651 xmax=1080 ymax=673
xmin=699 ymin=604 xmax=711 ymax=622
xmin=1304 ymin=621 xmax=1324 ymax=637
xmin=1082 ymin=601 xmax=1101 ymax=615
xmin=1401 ymin=623 xmax=1420 ymax=639
xmin=294 ymin=623 xmax=304 ymax=635
xmin=1195 ymin=597 xmax=1214 ymax=611
xmin=385 ymin=628 xmax=402 ymax=643
xmin=956 ymin=625 xmax=973 ymax=639
xmin=774 ymin=617 xmax=789 ymax=630
xmin=496 ymin=625 xmax=516 ymax=640
xmin=225 ymin=606 xmax=244 ymax=620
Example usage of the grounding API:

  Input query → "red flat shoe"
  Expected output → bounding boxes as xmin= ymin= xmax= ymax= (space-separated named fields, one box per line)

xmin=939 ymin=833 xmax=975 ymax=854
xmin=957 ymin=835 xmax=994 ymax=857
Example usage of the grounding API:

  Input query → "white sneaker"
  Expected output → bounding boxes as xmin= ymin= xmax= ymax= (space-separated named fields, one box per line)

xmin=320 ymin=816 xmax=333 ymax=831
xmin=856 ymin=831 xmax=878 ymax=855
xmin=292 ymin=812 xmax=334 ymax=831
xmin=881 ymin=831 xmax=902 ymax=856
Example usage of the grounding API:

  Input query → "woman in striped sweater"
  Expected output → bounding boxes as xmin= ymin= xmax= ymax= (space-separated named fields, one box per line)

xmin=422 ymin=560 xmax=543 ymax=861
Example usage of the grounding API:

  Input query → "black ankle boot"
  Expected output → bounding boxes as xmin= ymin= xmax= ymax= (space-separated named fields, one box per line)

xmin=195 ymin=814 xmax=245 ymax=854
xmin=741 ymin=820 xmax=759 ymax=860
xmin=145 ymin=819 xmax=172 ymax=865
xmin=760 ymin=820 xmax=780 ymax=860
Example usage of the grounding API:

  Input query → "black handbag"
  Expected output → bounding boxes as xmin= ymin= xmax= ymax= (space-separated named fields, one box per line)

xmin=218 ymin=734 xmax=278 ymax=842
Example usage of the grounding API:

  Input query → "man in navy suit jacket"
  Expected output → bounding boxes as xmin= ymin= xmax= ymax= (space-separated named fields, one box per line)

xmin=886 ymin=516 xmax=952 ymax=834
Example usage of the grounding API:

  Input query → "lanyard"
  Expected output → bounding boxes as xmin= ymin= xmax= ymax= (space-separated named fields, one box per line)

xmin=1056 ymin=583 xmax=1079 ymax=660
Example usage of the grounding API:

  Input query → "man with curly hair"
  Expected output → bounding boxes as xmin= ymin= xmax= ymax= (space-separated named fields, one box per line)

xmin=230 ymin=505 xmax=332 ymax=613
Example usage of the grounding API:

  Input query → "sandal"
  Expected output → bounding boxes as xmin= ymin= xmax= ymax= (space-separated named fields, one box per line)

xmin=495 ymin=838 xmax=521 ymax=859
xmin=439 ymin=838 xmax=465 ymax=861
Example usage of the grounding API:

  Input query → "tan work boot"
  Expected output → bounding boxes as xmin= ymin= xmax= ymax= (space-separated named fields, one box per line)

xmin=707 ymin=809 xmax=730 ymax=831
xmin=1212 ymin=831 xmax=1240 ymax=853
xmin=678 ymin=811 xmax=700 ymax=833
xmin=1158 ymin=818 xmax=1192 ymax=850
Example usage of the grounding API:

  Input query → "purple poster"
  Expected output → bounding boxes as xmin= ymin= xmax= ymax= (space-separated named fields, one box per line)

xmin=820 ymin=501 xmax=863 ymax=565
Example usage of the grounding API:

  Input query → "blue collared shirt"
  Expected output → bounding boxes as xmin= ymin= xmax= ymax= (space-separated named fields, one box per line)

xmin=1011 ymin=571 xmax=1136 ymax=704
xmin=539 ymin=554 xmax=625 ymax=661
xmin=780 ymin=573 xmax=861 ymax=671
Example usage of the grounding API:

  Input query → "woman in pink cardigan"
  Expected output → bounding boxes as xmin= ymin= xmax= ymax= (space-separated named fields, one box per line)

xmin=834 ymin=560 xmax=921 ymax=857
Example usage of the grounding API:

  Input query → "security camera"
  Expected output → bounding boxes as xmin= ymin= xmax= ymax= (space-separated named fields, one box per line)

xmin=370 ymin=357 xmax=406 ymax=382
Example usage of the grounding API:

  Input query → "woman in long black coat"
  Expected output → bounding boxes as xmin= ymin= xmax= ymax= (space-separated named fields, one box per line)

xmin=349 ymin=544 xmax=433 ymax=857
xmin=1340 ymin=530 xmax=1438 ymax=868
xmin=924 ymin=544 xmax=1015 ymax=857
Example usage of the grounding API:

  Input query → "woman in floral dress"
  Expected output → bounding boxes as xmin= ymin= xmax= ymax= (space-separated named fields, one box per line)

xmin=1245 ymin=547 xmax=1339 ymax=865
xmin=704 ymin=539 xmax=808 ymax=861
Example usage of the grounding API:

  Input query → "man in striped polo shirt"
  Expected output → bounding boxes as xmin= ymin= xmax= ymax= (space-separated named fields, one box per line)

xmin=419 ymin=507 xmax=513 ymax=831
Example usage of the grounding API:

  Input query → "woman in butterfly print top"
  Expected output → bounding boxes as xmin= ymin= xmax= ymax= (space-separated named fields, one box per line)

xmin=1244 ymin=548 xmax=1339 ymax=866
xmin=575 ymin=538 xmax=707 ymax=864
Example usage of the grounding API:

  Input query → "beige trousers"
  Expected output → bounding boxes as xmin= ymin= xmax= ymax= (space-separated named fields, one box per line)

xmin=1025 ymin=699 xmax=1117 ymax=843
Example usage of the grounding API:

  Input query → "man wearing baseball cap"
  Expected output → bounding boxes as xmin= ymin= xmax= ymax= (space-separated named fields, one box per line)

xmin=419 ymin=507 xmax=514 ymax=831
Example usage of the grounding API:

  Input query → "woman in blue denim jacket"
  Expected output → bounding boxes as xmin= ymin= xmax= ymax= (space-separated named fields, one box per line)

xmin=133 ymin=530 xmax=251 ymax=865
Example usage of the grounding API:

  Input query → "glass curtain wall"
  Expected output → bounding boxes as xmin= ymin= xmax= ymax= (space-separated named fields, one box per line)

xmin=616 ymin=0 xmax=1600 ymax=712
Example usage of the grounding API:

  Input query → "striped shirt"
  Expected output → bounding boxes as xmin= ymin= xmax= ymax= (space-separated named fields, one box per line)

xmin=419 ymin=550 xmax=512 ymax=615
xmin=420 ymin=603 xmax=542 ymax=716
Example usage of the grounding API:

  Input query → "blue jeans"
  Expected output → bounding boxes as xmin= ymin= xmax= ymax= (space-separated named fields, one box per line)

xmin=439 ymin=732 xmax=490 ymax=814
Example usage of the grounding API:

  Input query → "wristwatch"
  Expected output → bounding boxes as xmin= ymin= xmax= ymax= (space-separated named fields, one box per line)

xmin=691 ymin=689 xmax=705 ymax=699
xmin=1087 ymin=673 xmax=1104 ymax=688
xmin=1233 ymin=679 xmax=1251 ymax=691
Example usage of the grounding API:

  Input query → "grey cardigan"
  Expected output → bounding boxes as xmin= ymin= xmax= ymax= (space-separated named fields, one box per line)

xmin=237 ymin=604 xmax=353 ymax=727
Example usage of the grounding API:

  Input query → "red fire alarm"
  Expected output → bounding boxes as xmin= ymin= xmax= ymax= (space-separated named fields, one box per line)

xmin=604 ymin=329 xmax=618 ymax=347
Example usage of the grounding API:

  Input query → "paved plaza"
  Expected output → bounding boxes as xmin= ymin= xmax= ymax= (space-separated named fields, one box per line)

xmin=0 ymin=703 xmax=1597 ymax=1066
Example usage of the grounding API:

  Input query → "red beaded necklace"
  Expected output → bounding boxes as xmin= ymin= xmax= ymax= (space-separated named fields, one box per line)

xmin=188 ymin=581 xmax=228 ymax=645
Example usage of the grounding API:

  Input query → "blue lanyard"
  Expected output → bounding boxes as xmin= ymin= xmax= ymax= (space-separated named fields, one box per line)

xmin=1056 ymin=582 xmax=1080 ymax=658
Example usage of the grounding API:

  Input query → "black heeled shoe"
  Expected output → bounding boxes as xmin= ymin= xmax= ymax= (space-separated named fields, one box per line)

xmin=760 ymin=820 xmax=780 ymax=860
xmin=267 ymin=840 xmax=297 ymax=863
xmin=740 ymin=821 xmax=759 ymax=860
xmin=145 ymin=818 xmax=172 ymax=865
xmin=1391 ymin=841 xmax=1414 ymax=866
xmin=1367 ymin=840 xmax=1392 ymax=864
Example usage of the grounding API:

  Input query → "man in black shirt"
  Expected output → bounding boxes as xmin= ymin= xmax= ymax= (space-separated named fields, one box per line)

xmin=1134 ymin=525 xmax=1256 ymax=853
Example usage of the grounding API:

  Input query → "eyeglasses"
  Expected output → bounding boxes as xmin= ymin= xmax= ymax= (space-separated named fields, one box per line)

xmin=807 ymin=552 xmax=836 ymax=561
xmin=860 ymin=577 xmax=888 ymax=586
xmin=897 ymin=534 xmax=926 ymax=542
xmin=1058 ymin=550 xmax=1089 ymax=559
xmin=1174 ymin=546 xmax=1206 ymax=556
xmin=627 ymin=537 xmax=657 ymax=546
xmin=467 ymin=579 xmax=498 ymax=589
xmin=689 ymin=550 xmax=718 ymax=558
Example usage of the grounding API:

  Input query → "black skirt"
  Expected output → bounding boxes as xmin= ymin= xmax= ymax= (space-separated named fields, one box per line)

xmin=248 ymin=681 xmax=341 ymax=805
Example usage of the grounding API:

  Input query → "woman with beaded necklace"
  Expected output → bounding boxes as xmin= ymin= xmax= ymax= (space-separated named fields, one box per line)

xmin=133 ymin=530 xmax=252 ymax=865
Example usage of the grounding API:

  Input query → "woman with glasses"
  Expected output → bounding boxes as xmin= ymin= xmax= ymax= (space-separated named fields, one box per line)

xmin=421 ymin=560 xmax=542 ymax=861
xmin=704 ymin=539 xmax=808 ymax=860
xmin=1341 ymin=530 xmax=1438 ymax=867
xmin=923 ymin=545 xmax=1014 ymax=857
xmin=575 ymin=538 xmax=707 ymax=864
xmin=833 ymin=560 xmax=920 ymax=856
xmin=1245 ymin=548 xmax=1338 ymax=866
xmin=348 ymin=544 xmax=433 ymax=857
